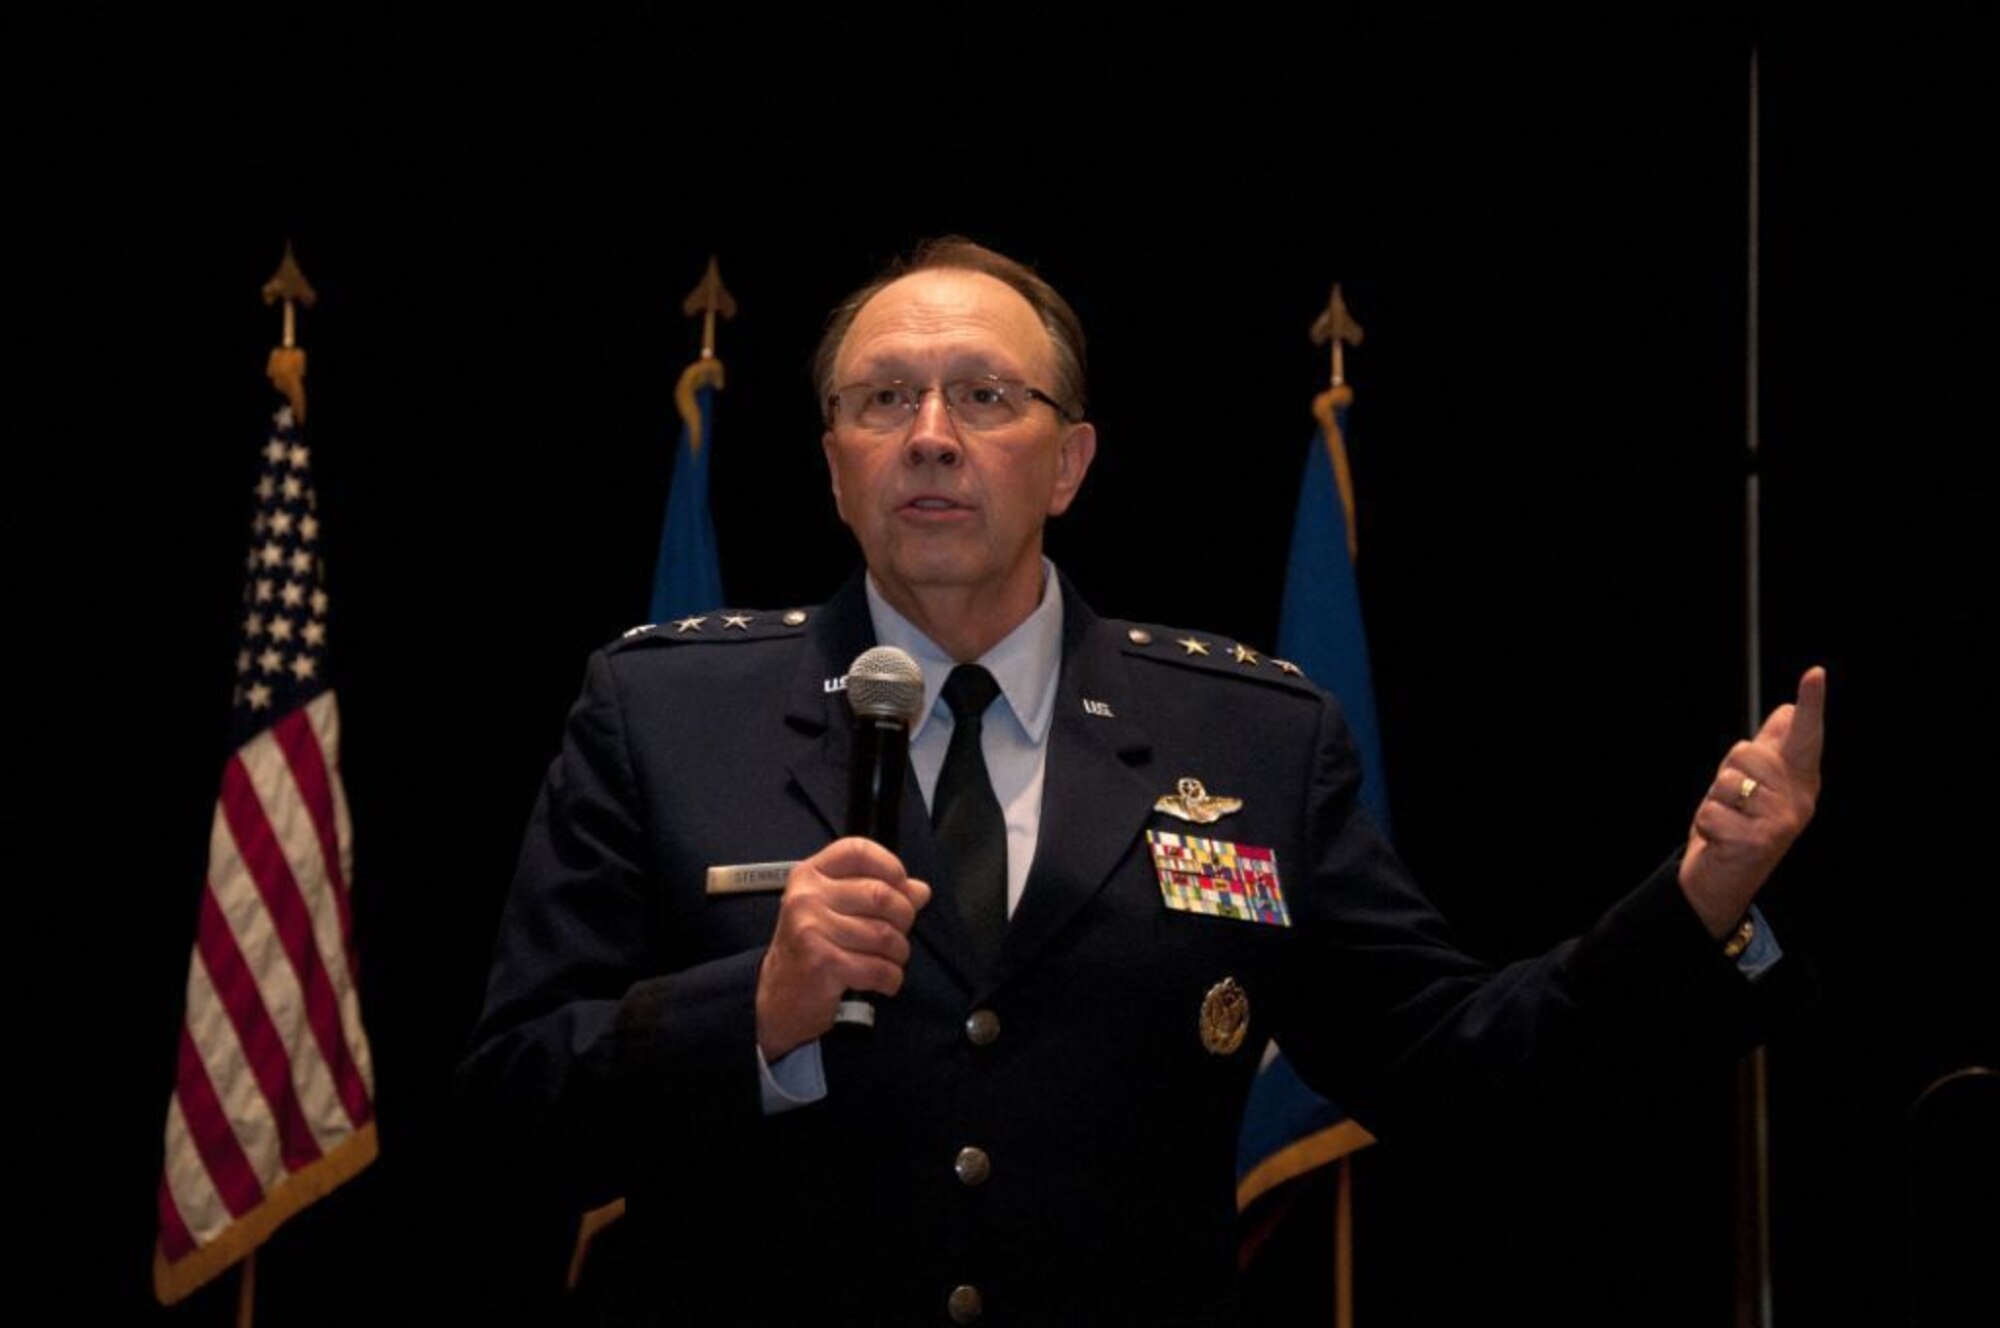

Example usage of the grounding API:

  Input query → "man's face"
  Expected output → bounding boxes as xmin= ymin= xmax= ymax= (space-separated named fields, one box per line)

xmin=822 ymin=269 xmax=1096 ymax=619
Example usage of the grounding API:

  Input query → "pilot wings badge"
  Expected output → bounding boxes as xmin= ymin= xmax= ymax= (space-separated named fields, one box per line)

xmin=1153 ymin=777 xmax=1243 ymax=825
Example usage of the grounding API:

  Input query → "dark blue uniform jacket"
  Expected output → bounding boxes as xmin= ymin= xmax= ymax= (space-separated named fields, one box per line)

xmin=461 ymin=573 xmax=1786 ymax=1326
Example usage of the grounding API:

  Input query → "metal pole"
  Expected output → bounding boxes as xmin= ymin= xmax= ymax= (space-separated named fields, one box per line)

xmin=1734 ymin=45 xmax=1775 ymax=1328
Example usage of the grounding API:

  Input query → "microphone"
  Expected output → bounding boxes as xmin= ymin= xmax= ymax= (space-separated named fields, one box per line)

xmin=835 ymin=645 xmax=925 ymax=1029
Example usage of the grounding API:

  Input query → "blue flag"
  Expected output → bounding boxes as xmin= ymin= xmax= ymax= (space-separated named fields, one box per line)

xmin=1238 ymin=384 xmax=1383 ymax=1216
xmin=1275 ymin=386 xmax=1389 ymax=832
xmin=648 ymin=357 xmax=726 ymax=623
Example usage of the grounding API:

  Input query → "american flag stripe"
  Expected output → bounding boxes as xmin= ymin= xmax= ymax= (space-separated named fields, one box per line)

xmin=157 ymin=1166 xmax=198 ymax=1261
xmin=252 ymin=704 xmax=358 ymax=1001
xmin=194 ymin=886 xmax=324 ymax=1169
xmin=182 ymin=943 xmax=284 ymax=1186
xmin=274 ymin=704 xmax=353 ymax=944
xmin=303 ymin=693 xmax=357 ymax=887
xmin=237 ymin=718 xmax=346 ymax=978
xmin=218 ymin=752 xmax=373 ymax=1126
xmin=203 ymin=772 xmax=351 ymax=1148
xmin=172 ymin=1025 xmax=264 ymax=1219
xmin=288 ymin=695 xmax=373 ymax=1091
xmin=159 ymin=1098 xmax=218 ymax=1255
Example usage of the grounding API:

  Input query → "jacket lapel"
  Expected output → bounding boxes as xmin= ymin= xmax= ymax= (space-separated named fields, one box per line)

xmin=779 ymin=575 xmax=870 ymax=841
xmin=989 ymin=583 xmax=1157 ymax=993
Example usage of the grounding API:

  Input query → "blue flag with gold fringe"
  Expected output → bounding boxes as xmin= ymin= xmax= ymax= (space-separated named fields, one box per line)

xmin=1236 ymin=384 xmax=1383 ymax=1305
xmin=648 ymin=357 xmax=726 ymax=623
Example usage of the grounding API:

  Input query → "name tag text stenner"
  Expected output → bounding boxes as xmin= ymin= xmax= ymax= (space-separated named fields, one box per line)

xmin=704 ymin=861 xmax=799 ymax=895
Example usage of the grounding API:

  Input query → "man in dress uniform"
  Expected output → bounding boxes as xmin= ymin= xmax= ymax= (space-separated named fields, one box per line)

xmin=459 ymin=238 xmax=1824 ymax=1326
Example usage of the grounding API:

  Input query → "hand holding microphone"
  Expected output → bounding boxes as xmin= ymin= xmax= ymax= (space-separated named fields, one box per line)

xmin=754 ymin=647 xmax=930 ymax=1057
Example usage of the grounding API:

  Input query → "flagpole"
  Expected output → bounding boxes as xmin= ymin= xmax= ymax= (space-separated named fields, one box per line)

xmin=236 ymin=1250 xmax=256 ymax=1328
xmin=1308 ymin=286 xmax=1373 ymax=1328
xmin=1335 ymin=1157 xmax=1355 ymax=1328
xmin=1735 ymin=46 xmax=1776 ymax=1328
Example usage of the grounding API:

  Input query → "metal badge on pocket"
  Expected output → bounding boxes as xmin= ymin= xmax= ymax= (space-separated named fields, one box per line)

xmin=1200 ymin=978 xmax=1250 ymax=1055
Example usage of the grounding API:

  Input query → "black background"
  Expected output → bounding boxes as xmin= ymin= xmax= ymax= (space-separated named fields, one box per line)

xmin=16 ymin=14 xmax=1993 ymax=1326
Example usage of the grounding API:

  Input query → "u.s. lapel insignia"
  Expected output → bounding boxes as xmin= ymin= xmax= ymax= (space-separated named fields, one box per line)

xmin=1154 ymin=776 xmax=1242 ymax=825
xmin=1200 ymin=977 xmax=1250 ymax=1055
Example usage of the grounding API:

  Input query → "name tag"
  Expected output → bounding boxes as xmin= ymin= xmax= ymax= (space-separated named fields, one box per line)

xmin=704 ymin=861 xmax=797 ymax=895
xmin=1146 ymin=831 xmax=1290 ymax=927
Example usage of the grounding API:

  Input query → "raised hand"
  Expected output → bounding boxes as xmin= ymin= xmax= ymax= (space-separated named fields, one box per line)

xmin=1679 ymin=666 xmax=1827 ymax=938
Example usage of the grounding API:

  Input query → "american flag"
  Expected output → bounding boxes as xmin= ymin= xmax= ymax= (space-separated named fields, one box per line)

xmin=154 ymin=403 xmax=377 ymax=1304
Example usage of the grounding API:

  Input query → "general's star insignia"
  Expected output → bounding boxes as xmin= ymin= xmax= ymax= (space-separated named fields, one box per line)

xmin=1177 ymin=636 xmax=1211 ymax=656
xmin=673 ymin=616 xmax=708 ymax=633
xmin=1154 ymin=776 xmax=1244 ymax=825
xmin=1230 ymin=644 xmax=1260 ymax=666
xmin=1272 ymin=658 xmax=1302 ymax=676
xmin=722 ymin=614 xmax=753 ymax=629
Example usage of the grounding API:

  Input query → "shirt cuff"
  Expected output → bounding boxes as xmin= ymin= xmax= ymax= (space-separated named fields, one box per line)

xmin=1734 ymin=904 xmax=1783 ymax=982
xmin=757 ymin=1039 xmax=828 ymax=1114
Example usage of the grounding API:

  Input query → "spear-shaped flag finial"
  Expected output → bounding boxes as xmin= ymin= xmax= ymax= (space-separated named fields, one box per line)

xmin=261 ymin=242 xmax=318 ymax=351
xmin=1310 ymin=283 xmax=1365 ymax=390
xmin=261 ymin=242 xmax=318 ymax=421
xmin=683 ymin=255 xmax=737 ymax=360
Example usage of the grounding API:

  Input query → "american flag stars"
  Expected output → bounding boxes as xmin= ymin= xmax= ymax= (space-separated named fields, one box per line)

xmin=229 ymin=407 xmax=330 ymax=718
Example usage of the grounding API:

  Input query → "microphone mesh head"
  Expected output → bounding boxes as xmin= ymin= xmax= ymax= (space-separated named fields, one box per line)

xmin=846 ymin=645 xmax=925 ymax=724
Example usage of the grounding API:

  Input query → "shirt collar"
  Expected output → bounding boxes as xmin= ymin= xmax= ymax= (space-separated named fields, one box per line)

xmin=863 ymin=560 xmax=1064 ymax=746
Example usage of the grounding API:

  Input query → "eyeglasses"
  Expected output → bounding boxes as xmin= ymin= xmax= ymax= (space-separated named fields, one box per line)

xmin=827 ymin=376 xmax=1076 ymax=433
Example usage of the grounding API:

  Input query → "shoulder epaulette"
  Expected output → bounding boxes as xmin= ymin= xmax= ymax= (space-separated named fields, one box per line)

xmin=607 ymin=607 xmax=818 ymax=653
xmin=1111 ymin=621 xmax=1320 ymax=694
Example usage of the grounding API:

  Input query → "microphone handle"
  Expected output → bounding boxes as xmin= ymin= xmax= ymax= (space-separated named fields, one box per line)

xmin=843 ymin=717 xmax=908 ymax=847
xmin=835 ymin=717 xmax=909 ymax=1029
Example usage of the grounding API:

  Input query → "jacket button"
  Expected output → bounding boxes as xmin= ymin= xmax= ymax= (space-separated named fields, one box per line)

xmin=947 ymin=1285 xmax=983 ymax=1323
xmin=954 ymin=1146 xmax=992 ymax=1186
xmin=964 ymin=1008 xmax=1001 ymax=1046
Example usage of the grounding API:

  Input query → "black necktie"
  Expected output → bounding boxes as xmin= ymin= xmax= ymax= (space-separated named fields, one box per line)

xmin=934 ymin=664 xmax=1007 ymax=969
